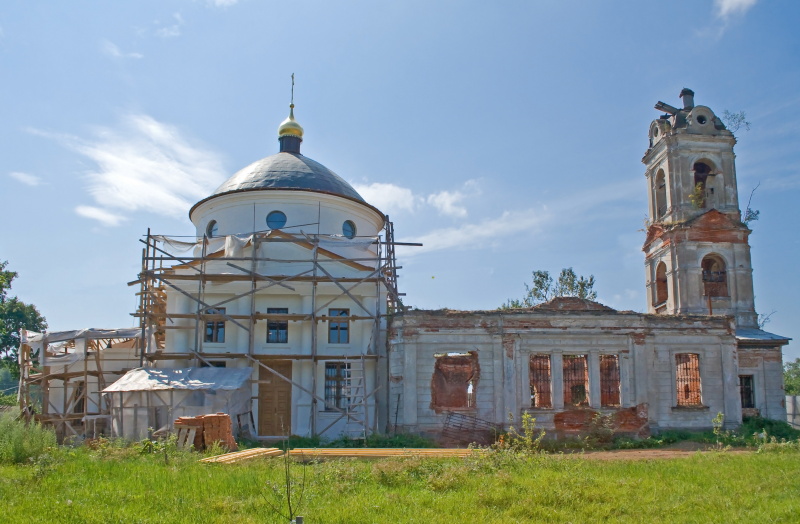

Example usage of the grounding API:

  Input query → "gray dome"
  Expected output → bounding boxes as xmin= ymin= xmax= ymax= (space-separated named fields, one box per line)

xmin=211 ymin=152 xmax=365 ymax=202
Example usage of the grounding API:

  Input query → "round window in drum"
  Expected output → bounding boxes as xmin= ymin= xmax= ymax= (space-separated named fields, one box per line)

xmin=266 ymin=211 xmax=287 ymax=229
xmin=342 ymin=220 xmax=357 ymax=239
xmin=206 ymin=220 xmax=218 ymax=238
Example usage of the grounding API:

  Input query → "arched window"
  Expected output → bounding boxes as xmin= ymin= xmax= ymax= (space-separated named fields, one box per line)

xmin=655 ymin=262 xmax=668 ymax=307
xmin=692 ymin=162 xmax=712 ymax=209
xmin=655 ymin=169 xmax=667 ymax=219
xmin=701 ymin=254 xmax=728 ymax=297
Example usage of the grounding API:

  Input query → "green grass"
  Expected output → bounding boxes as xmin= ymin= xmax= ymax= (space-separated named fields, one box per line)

xmin=1 ymin=445 xmax=799 ymax=523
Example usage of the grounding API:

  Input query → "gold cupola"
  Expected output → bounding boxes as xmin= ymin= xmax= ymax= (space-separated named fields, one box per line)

xmin=278 ymin=104 xmax=304 ymax=138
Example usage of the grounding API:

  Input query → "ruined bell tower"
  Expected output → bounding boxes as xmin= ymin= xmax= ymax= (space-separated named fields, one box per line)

xmin=642 ymin=88 xmax=758 ymax=328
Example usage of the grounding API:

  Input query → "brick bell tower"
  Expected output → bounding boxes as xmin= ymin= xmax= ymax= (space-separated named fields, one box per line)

xmin=642 ymin=88 xmax=758 ymax=328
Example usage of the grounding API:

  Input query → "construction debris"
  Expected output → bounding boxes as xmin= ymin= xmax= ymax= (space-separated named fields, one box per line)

xmin=174 ymin=413 xmax=238 ymax=451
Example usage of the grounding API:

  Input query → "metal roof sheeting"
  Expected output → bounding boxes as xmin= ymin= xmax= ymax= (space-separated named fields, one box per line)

xmin=103 ymin=367 xmax=252 ymax=393
xmin=211 ymin=152 xmax=365 ymax=202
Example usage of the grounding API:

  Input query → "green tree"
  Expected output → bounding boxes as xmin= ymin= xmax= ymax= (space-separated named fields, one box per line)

xmin=502 ymin=267 xmax=597 ymax=309
xmin=785 ymin=358 xmax=800 ymax=396
xmin=0 ymin=261 xmax=47 ymax=379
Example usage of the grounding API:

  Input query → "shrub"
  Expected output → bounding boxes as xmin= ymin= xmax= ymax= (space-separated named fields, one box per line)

xmin=0 ymin=410 xmax=57 ymax=464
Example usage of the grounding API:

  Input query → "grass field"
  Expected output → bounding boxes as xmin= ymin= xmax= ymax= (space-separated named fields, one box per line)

xmin=2 ymin=445 xmax=799 ymax=523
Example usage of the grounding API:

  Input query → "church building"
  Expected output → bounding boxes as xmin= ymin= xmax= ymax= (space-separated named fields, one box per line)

xmin=19 ymin=89 xmax=790 ymax=441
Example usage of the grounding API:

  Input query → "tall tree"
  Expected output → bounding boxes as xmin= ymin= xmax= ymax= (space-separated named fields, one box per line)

xmin=0 ymin=261 xmax=47 ymax=378
xmin=502 ymin=267 xmax=597 ymax=309
xmin=785 ymin=358 xmax=800 ymax=396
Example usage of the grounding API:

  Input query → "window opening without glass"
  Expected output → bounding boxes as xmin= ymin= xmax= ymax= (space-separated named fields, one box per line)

xmin=739 ymin=375 xmax=755 ymax=409
xmin=267 ymin=307 xmax=288 ymax=343
xmin=328 ymin=309 xmax=349 ymax=344
xmin=600 ymin=355 xmax=621 ymax=407
xmin=563 ymin=355 xmax=589 ymax=406
xmin=431 ymin=352 xmax=479 ymax=410
xmin=529 ymin=354 xmax=552 ymax=408
xmin=204 ymin=307 xmax=226 ymax=343
xmin=675 ymin=353 xmax=702 ymax=406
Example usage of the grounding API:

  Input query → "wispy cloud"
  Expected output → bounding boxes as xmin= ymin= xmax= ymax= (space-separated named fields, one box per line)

xmin=400 ymin=207 xmax=552 ymax=256
xmin=426 ymin=180 xmax=480 ymax=218
xmin=156 ymin=12 xmax=184 ymax=38
xmin=32 ymin=114 xmax=227 ymax=226
xmin=101 ymin=40 xmax=143 ymax=60
xmin=207 ymin=0 xmax=239 ymax=6
xmin=715 ymin=0 xmax=759 ymax=19
xmin=75 ymin=206 xmax=126 ymax=227
xmin=397 ymin=177 xmax=641 ymax=257
xmin=9 ymin=171 xmax=43 ymax=186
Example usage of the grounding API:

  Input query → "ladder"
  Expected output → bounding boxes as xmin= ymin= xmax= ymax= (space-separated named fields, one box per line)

xmin=341 ymin=357 xmax=368 ymax=439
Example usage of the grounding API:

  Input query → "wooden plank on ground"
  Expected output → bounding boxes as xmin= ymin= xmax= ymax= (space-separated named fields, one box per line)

xmin=200 ymin=447 xmax=284 ymax=464
xmin=287 ymin=448 xmax=487 ymax=460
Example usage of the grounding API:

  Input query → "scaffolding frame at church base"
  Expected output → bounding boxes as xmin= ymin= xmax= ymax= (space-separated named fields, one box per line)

xmin=131 ymin=217 xmax=409 ymax=439
xmin=17 ymin=328 xmax=143 ymax=441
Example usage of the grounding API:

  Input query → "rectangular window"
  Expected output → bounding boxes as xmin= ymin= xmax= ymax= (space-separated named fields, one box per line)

xmin=600 ymin=355 xmax=621 ymax=407
xmin=267 ymin=307 xmax=289 ymax=343
xmin=328 ymin=308 xmax=349 ymax=344
xmin=324 ymin=362 xmax=351 ymax=410
xmin=204 ymin=307 xmax=226 ymax=343
xmin=529 ymin=354 xmax=552 ymax=408
xmin=675 ymin=353 xmax=702 ymax=406
xmin=431 ymin=353 xmax=479 ymax=410
xmin=739 ymin=375 xmax=755 ymax=409
xmin=563 ymin=355 xmax=589 ymax=406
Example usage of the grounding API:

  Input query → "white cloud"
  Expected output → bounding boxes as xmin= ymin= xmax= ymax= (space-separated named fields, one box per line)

xmin=425 ymin=179 xmax=480 ymax=218
xmin=715 ymin=0 xmax=758 ymax=18
xmin=351 ymin=182 xmax=418 ymax=215
xmin=101 ymin=40 xmax=143 ymax=60
xmin=75 ymin=206 xmax=127 ymax=227
xmin=207 ymin=0 xmax=238 ymax=6
xmin=400 ymin=207 xmax=552 ymax=256
xmin=33 ymin=114 xmax=227 ymax=226
xmin=156 ymin=12 xmax=184 ymax=38
xmin=9 ymin=171 xmax=43 ymax=186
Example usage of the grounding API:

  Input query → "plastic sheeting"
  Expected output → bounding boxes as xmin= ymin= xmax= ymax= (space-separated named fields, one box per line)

xmin=150 ymin=232 xmax=378 ymax=260
xmin=103 ymin=367 xmax=252 ymax=393
xmin=20 ymin=328 xmax=142 ymax=366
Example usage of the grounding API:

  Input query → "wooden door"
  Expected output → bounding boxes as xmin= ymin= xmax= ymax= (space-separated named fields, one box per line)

xmin=258 ymin=361 xmax=292 ymax=436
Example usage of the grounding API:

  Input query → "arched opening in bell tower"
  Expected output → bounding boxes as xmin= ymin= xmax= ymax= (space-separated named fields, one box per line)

xmin=692 ymin=162 xmax=712 ymax=209
xmin=654 ymin=262 xmax=668 ymax=309
xmin=655 ymin=169 xmax=667 ymax=219
xmin=701 ymin=254 xmax=728 ymax=298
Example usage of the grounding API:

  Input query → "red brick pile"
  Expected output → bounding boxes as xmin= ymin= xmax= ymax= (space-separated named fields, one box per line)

xmin=174 ymin=413 xmax=238 ymax=451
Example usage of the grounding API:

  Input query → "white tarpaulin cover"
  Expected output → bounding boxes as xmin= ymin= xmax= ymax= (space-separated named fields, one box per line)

xmin=20 ymin=328 xmax=142 ymax=366
xmin=103 ymin=367 xmax=252 ymax=393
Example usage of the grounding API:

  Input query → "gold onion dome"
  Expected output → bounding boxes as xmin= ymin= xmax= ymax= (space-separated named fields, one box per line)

xmin=278 ymin=104 xmax=304 ymax=138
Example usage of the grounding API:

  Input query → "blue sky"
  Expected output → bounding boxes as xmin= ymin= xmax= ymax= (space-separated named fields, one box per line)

xmin=2 ymin=0 xmax=799 ymax=359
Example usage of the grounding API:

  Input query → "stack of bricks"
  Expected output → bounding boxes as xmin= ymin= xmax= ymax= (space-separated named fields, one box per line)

xmin=173 ymin=413 xmax=238 ymax=451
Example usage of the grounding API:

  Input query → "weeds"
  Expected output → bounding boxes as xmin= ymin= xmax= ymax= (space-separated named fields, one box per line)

xmin=493 ymin=412 xmax=545 ymax=454
xmin=0 ymin=409 xmax=57 ymax=464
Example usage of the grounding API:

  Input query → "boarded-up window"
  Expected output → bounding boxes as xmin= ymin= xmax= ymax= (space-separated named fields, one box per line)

xmin=563 ymin=355 xmax=589 ymax=406
xmin=675 ymin=353 xmax=702 ymax=406
xmin=529 ymin=355 xmax=552 ymax=408
xmin=431 ymin=352 xmax=479 ymax=410
xmin=600 ymin=355 xmax=621 ymax=407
